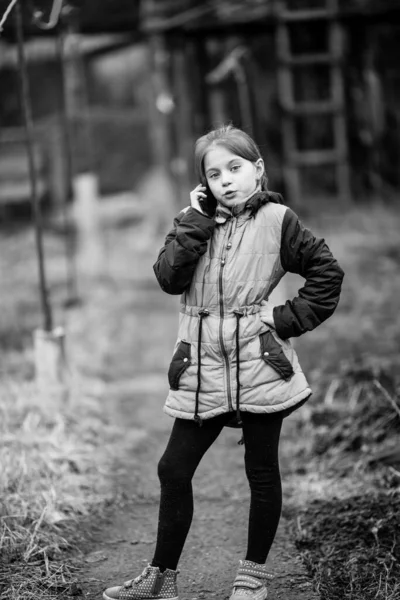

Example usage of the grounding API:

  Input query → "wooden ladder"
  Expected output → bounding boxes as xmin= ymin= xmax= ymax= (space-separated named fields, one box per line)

xmin=275 ymin=0 xmax=351 ymax=205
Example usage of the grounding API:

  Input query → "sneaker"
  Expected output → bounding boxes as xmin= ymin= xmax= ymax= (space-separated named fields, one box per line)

xmin=103 ymin=564 xmax=179 ymax=600
xmin=229 ymin=559 xmax=274 ymax=600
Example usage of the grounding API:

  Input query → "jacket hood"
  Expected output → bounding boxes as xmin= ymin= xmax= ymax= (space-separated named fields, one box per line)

xmin=246 ymin=190 xmax=284 ymax=215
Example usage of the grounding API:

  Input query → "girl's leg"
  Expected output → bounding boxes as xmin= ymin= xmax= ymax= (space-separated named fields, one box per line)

xmin=151 ymin=413 xmax=228 ymax=572
xmin=241 ymin=411 xmax=283 ymax=564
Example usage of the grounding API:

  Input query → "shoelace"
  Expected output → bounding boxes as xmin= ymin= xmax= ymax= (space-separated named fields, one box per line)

xmin=124 ymin=566 xmax=151 ymax=588
xmin=124 ymin=567 xmax=180 ymax=590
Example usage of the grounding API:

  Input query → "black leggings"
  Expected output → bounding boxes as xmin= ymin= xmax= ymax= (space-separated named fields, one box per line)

xmin=151 ymin=410 xmax=284 ymax=571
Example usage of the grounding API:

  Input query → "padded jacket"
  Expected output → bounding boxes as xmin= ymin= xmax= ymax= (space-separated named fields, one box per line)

xmin=153 ymin=191 xmax=344 ymax=425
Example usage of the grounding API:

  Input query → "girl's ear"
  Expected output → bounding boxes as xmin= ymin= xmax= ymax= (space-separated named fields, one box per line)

xmin=255 ymin=158 xmax=265 ymax=181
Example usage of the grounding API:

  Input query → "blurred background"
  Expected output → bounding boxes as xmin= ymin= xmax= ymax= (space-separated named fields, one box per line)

xmin=0 ymin=0 xmax=399 ymax=213
xmin=1 ymin=2 xmax=400 ymax=600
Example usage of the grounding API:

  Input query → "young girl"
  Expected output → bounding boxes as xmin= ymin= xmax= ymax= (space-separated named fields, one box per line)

xmin=103 ymin=125 xmax=344 ymax=600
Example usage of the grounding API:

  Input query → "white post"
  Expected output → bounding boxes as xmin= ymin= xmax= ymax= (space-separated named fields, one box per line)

xmin=72 ymin=172 xmax=104 ymax=279
xmin=34 ymin=326 xmax=69 ymax=402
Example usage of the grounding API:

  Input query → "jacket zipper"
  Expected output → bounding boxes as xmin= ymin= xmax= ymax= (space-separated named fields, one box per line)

xmin=218 ymin=220 xmax=235 ymax=412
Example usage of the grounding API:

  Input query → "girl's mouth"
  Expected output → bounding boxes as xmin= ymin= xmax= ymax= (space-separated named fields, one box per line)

xmin=224 ymin=191 xmax=236 ymax=199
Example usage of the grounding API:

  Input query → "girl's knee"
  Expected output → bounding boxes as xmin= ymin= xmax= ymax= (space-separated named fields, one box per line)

xmin=157 ymin=455 xmax=192 ymax=486
xmin=245 ymin=460 xmax=280 ymax=487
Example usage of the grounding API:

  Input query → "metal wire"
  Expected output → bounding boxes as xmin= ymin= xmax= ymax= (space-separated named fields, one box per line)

xmin=0 ymin=0 xmax=19 ymax=33
xmin=32 ymin=0 xmax=63 ymax=30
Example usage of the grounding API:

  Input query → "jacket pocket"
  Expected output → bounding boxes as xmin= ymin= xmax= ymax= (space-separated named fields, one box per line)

xmin=168 ymin=340 xmax=191 ymax=390
xmin=259 ymin=331 xmax=294 ymax=381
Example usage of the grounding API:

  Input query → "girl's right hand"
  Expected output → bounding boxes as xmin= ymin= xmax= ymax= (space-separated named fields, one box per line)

xmin=190 ymin=184 xmax=207 ymax=214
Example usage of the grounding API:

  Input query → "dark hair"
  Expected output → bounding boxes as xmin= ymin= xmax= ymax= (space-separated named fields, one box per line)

xmin=194 ymin=125 xmax=269 ymax=191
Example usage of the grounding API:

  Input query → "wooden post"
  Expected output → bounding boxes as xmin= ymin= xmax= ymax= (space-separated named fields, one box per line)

xmin=171 ymin=37 xmax=193 ymax=206
xmin=15 ymin=1 xmax=53 ymax=332
xmin=72 ymin=172 xmax=104 ymax=279
xmin=34 ymin=327 xmax=69 ymax=402
xmin=62 ymin=6 xmax=96 ymax=174
xmin=330 ymin=16 xmax=351 ymax=203
xmin=60 ymin=7 xmax=102 ymax=281
xmin=276 ymin=17 xmax=301 ymax=206
xmin=147 ymin=33 xmax=173 ymax=172
xmin=234 ymin=62 xmax=254 ymax=137
xmin=206 ymin=38 xmax=228 ymax=128
xmin=56 ymin=18 xmax=79 ymax=306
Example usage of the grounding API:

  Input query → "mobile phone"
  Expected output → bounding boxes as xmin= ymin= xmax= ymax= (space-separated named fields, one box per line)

xmin=199 ymin=180 xmax=217 ymax=216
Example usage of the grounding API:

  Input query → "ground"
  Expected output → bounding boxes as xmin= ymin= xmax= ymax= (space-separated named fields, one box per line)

xmin=2 ymin=199 xmax=399 ymax=600
xmin=76 ymin=275 xmax=318 ymax=600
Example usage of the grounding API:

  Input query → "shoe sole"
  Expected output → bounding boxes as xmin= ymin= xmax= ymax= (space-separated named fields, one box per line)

xmin=229 ymin=590 xmax=267 ymax=600
xmin=229 ymin=595 xmax=267 ymax=600
xmin=103 ymin=594 xmax=178 ymax=600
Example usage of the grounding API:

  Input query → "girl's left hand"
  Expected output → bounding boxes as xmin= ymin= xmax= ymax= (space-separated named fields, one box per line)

xmin=190 ymin=184 xmax=207 ymax=214
xmin=260 ymin=299 xmax=276 ymax=328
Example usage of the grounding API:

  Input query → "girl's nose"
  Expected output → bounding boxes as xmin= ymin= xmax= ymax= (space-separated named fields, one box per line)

xmin=221 ymin=171 xmax=232 ymax=186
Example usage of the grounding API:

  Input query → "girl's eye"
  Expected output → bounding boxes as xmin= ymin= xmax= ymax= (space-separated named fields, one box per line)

xmin=231 ymin=165 xmax=240 ymax=172
xmin=209 ymin=173 xmax=218 ymax=179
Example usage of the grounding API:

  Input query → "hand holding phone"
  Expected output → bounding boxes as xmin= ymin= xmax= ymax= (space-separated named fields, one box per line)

xmin=190 ymin=183 xmax=208 ymax=214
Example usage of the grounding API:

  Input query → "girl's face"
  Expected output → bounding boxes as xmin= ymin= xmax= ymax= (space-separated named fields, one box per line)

xmin=203 ymin=145 xmax=264 ymax=207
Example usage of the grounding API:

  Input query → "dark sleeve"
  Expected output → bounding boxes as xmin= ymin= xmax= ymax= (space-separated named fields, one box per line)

xmin=273 ymin=208 xmax=345 ymax=339
xmin=153 ymin=207 xmax=216 ymax=295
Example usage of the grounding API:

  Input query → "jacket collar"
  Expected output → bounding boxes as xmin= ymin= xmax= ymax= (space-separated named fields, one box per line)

xmin=215 ymin=190 xmax=283 ymax=224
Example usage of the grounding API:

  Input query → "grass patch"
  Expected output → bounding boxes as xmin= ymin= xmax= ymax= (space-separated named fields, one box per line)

xmin=295 ymin=494 xmax=400 ymax=600
xmin=290 ymin=203 xmax=400 ymax=599
xmin=292 ymin=365 xmax=400 ymax=600
xmin=0 ymin=378 xmax=114 ymax=599
xmin=0 ymin=223 xmax=121 ymax=599
xmin=309 ymin=361 xmax=400 ymax=463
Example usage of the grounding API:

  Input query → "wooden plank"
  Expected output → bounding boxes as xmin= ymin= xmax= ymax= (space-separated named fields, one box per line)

xmin=285 ymin=100 xmax=342 ymax=115
xmin=276 ymin=21 xmax=291 ymax=62
xmin=0 ymin=180 xmax=46 ymax=205
xmin=336 ymin=162 xmax=351 ymax=203
xmin=279 ymin=9 xmax=335 ymax=22
xmin=277 ymin=67 xmax=294 ymax=112
xmin=282 ymin=115 xmax=301 ymax=205
xmin=291 ymin=148 xmax=341 ymax=166
xmin=280 ymin=52 xmax=338 ymax=66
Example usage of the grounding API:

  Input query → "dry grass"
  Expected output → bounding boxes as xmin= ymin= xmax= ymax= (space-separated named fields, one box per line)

xmin=296 ymin=494 xmax=400 ymax=600
xmin=0 ymin=376 xmax=115 ymax=599
xmin=0 ymin=223 xmax=120 ymax=599
xmin=289 ymin=201 xmax=400 ymax=600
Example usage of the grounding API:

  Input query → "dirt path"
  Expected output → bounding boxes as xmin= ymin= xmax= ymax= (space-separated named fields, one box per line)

xmin=77 ymin=275 xmax=319 ymax=600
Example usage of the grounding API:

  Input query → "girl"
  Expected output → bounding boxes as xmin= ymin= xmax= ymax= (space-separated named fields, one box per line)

xmin=103 ymin=125 xmax=344 ymax=600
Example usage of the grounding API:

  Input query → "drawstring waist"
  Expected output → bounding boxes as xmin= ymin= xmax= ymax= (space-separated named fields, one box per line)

xmin=233 ymin=310 xmax=244 ymax=426
xmin=194 ymin=309 xmax=209 ymax=426
xmin=181 ymin=304 xmax=263 ymax=318
xmin=194 ymin=308 xmax=244 ymax=433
